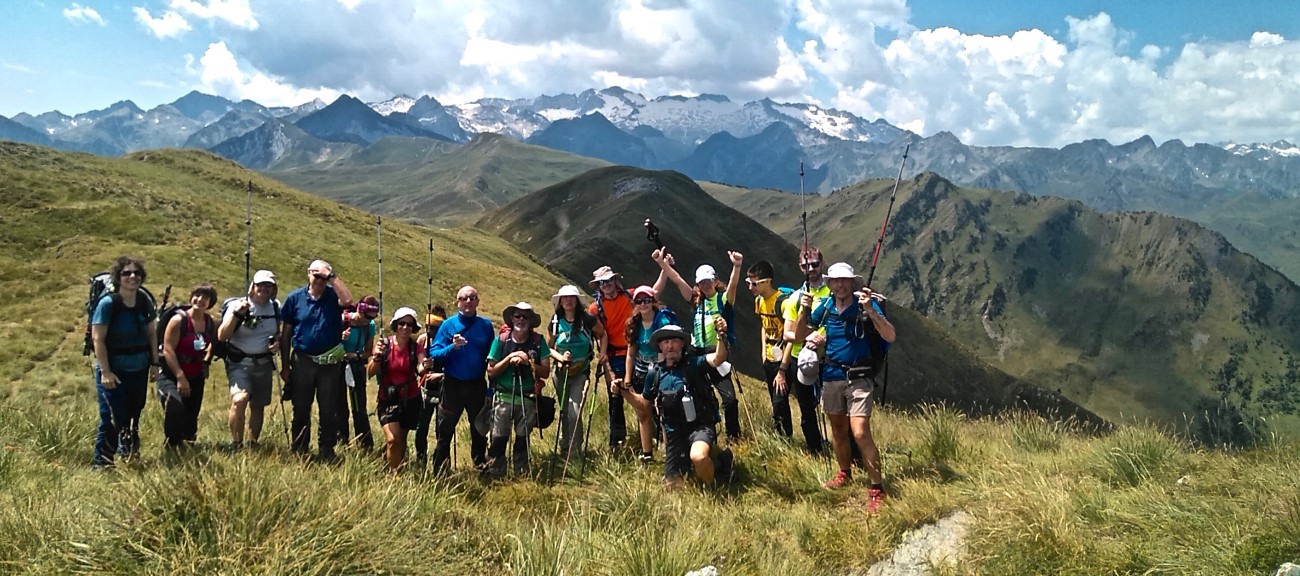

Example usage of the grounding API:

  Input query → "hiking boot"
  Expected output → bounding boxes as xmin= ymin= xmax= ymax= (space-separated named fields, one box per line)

xmin=715 ymin=448 xmax=735 ymax=485
xmin=637 ymin=452 xmax=654 ymax=465
xmin=822 ymin=470 xmax=851 ymax=490
xmin=867 ymin=487 xmax=886 ymax=515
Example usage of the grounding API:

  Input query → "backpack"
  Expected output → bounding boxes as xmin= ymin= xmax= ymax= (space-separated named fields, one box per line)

xmin=82 ymin=272 xmax=157 ymax=356
xmin=811 ymin=298 xmax=891 ymax=378
xmin=211 ymin=296 xmax=281 ymax=361
xmin=644 ymin=355 xmax=719 ymax=426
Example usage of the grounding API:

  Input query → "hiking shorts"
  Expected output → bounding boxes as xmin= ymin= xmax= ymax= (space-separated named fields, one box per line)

xmin=663 ymin=425 xmax=716 ymax=479
xmin=227 ymin=356 xmax=276 ymax=407
xmin=377 ymin=398 xmax=422 ymax=430
xmin=822 ymin=377 xmax=874 ymax=417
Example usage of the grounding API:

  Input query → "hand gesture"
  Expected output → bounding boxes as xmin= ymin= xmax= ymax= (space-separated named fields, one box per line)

xmin=342 ymin=326 xmax=352 ymax=341
xmin=651 ymin=248 xmax=665 ymax=263
xmin=375 ymin=338 xmax=388 ymax=357
xmin=728 ymin=250 xmax=744 ymax=266
xmin=714 ymin=316 xmax=728 ymax=336
xmin=452 ymin=333 xmax=468 ymax=349
xmin=774 ymin=369 xmax=787 ymax=395
xmin=236 ymin=298 xmax=252 ymax=315
xmin=561 ymin=351 xmax=572 ymax=364
xmin=665 ymin=253 xmax=676 ymax=267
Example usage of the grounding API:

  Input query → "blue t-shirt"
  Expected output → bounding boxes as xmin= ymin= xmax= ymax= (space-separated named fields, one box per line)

xmin=642 ymin=355 xmax=714 ymax=433
xmin=341 ymin=318 xmax=376 ymax=354
xmin=810 ymin=298 xmax=886 ymax=382
xmin=632 ymin=309 xmax=676 ymax=363
xmin=91 ymin=293 xmax=155 ymax=373
xmin=281 ymin=285 xmax=344 ymax=355
xmin=428 ymin=313 xmax=495 ymax=382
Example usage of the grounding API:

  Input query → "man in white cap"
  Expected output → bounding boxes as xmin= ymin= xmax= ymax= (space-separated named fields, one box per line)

xmin=623 ymin=319 xmax=732 ymax=489
xmin=587 ymin=265 xmax=633 ymax=451
xmin=483 ymin=301 xmax=551 ymax=477
xmin=218 ymin=269 xmax=282 ymax=450
xmin=795 ymin=262 xmax=896 ymax=514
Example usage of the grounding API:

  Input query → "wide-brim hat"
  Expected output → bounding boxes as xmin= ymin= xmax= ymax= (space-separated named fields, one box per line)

xmin=502 ymin=302 xmax=542 ymax=329
xmin=390 ymin=307 xmax=421 ymax=331
xmin=589 ymin=265 xmax=622 ymax=286
xmin=824 ymin=262 xmax=863 ymax=282
xmin=650 ymin=324 xmax=689 ymax=348
xmin=550 ymin=284 xmax=589 ymax=308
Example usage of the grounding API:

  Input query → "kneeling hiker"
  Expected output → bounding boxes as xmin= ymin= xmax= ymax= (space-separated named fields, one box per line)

xmin=622 ymin=321 xmax=733 ymax=489
xmin=483 ymin=302 xmax=551 ymax=478
xmin=795 ymin=262 xmax=895 ymax=514
xmin=368 ymin=307 xmax=426 ymax=472
xmin=157 ymin=283 xmax=218 ymax=449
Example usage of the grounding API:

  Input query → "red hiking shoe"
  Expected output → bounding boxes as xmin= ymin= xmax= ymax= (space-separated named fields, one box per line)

xmin=867 ymin=487 xmax=886 ymax=515
xmin=822 ymin=470 xmax=851 ymax=490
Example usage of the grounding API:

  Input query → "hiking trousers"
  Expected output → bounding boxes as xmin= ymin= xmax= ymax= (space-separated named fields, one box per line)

xmin=555 ymin=369 xmax=588 ymax=457
xmin=338 ymin=359 xmax=374 ymax=449
xmin=157 ymin=371 xmax=207 ymax=447
xmin=432 ymin=376 xmax=489 ymax=471
xmin=94 ymin=367 xmax=148 ymax=465
xmin=604 ymin=354 xmax=628 ymax=447
xmin=486 ymin=398 xmax=536 ymax=476
xmin=764 ymin=361 xmax=823 ymax=454
xmin=289 ymin=353 xmax=343 ymax=458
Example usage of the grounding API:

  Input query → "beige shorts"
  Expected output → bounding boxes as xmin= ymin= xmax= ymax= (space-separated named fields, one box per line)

xmin=821 ymin=378 xmax=874 ymax=417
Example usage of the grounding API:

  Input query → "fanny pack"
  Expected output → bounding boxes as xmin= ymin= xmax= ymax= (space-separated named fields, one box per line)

xmin=309 ymin=344 xmax=346 ymax=365
xmin=827 ymin=358 xmax=877 ymax=380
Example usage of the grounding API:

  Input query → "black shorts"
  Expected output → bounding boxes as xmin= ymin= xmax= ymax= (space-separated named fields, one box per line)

xmin=377 ymin=398 xmax=421 ymax=430
xmin=663 ymin=424 xmax=716 ymax=479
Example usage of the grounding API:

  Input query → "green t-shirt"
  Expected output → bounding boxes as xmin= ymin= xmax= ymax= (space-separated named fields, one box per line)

xmin=551 ymin=316 xmax=594 ymax=372
xmin=690 ymin=293 xmax=730 ymax=349
xmin=487 ymin=331 xmax=551 ymax=404
xmin=782 ymin=282 xmax=831 ymax=357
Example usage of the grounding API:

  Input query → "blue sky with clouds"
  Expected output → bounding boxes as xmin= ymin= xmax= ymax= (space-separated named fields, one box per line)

xmin=2 ymin=0 xmax=1299 ymax=148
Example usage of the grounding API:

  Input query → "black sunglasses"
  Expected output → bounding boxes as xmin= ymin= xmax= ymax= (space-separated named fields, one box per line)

xmin=800 ymin=261 xmax=821 ymax=270
xmin=633 ymin=298 xmax=654 ymax=305
xmin=120 ymin=269 xmax=144 ymax=278
xmin=512 ymin=313 xmax=530 ymax=319
xmin=395 ymin=321 xmax=417 ymax=328
xmin=458 ymin=294 xmax=479 ymax=302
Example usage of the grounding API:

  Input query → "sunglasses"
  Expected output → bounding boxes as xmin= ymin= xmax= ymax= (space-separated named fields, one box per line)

xmin=395 ymin=321 xmax=416 ymax=328
xmin=800 ymin=261 xmax=821 ymax=270
xmin=457 ymin=294 xmax=479 ymax=302
xmin=512 ymin=313 xmax=530 ymax=319
xmin=120 ymin=270 xmax=144 ymax=278
xmin=594 ymin=279 xmax=613 ymax=287
xmin=633 ymin=298 xmax=654 ymax=305
xmin=746 ymin=278 xmax=770 ymax=287
xmin=255 ymin=282 xmax=275 ymax=289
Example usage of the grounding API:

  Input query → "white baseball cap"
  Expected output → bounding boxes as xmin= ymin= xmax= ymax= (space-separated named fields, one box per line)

xmin=694 ymin=264 xmax=717 ymax=285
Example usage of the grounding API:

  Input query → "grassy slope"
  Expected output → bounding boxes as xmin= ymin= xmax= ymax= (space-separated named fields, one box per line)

xmin=268 ymin=133 xmax=610 ymax=227
xmin=1 ymin=143 xmax=1298 ymax=575
xmin=702 ymin=174 xmax=1300 ymax=441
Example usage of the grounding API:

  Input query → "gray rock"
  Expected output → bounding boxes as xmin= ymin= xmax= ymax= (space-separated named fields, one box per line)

xmin=1275 ymin=562 xmax=1300 ymax=576
xmin=863 ymin=511 xmax=972 ymax=576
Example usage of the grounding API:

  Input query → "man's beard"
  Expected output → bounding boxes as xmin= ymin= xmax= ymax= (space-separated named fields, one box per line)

xmin=662 ymin=350 xmax=682 ymax=365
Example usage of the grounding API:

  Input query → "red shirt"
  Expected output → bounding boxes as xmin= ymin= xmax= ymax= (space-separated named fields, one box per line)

xmin=379 ymin=336 xmax=419 ymax=401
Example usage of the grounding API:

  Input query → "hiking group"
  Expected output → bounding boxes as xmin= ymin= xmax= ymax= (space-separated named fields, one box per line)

xmin=86 ymin=244 xmax=896 ymax=511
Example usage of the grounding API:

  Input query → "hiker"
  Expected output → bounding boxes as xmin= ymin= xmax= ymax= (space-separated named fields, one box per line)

xmin=748 ymin=259 xmax=801 ymax=442
xmin=777 ymin=246 xmax=830 ymax=455
xmin=90 ymin=256 xmax=158 ymax=468
xmin=545 ymin=285 xmax=605 ymax=459
xmin=156 ymin=283 xmax=218 ymax=448
xmin=657 ymin=249 xmax=745 ymax=441
xmin=483 ymin=302 xmax=551 ymax=478
xmin=339 ymin=295 xmax=380 ymax=451
xmin=219 ymin=269 xmax=281 ymax=449
xmin=413 ymin=305 xmax=447 ymax=468
xmin=428 ymin=285 xmax=495 ymax=472
xmin=795 ymin=262 xmax=896 ymax=514
xmin=621 ymin=321 xmax=733 ymax=489
xmin=368 ymin=307 xmax=427 ymax=471
xmin=587 ymin=266 xmax=633 ymax=451
xmin=617 ymin=285 xmax=677 ymax=463
xmin=278 ymin=259 xmax=354 ymax=461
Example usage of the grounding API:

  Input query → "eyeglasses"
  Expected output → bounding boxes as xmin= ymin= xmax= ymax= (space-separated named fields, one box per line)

xmin=745 ymin=278 xmax=770 ymax=287
xmin=800 ymin=261 xmax=821 ymax=270
xmin=457 ymin=294 xmax=479 ymax=302
xmin=633 ymin=298 xmax=654 ymax=305
xmin=594 ymin=279 xmax=612 ymax=287
xmin=120 ymin=270 xmax=143 ymax=278
xmin=395 ymin=321 xmax=416 ymax=328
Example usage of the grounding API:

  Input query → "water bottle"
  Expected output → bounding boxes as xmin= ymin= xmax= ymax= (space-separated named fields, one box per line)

xmin=681 ymin=391 xmax=697 ymax=422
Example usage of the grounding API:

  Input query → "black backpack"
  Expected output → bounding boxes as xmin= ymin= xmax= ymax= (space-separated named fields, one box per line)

xmin=644 ymin=356 xmax=719 ymax=426
xmin=82 ymin=272 xmax=157 ymax=356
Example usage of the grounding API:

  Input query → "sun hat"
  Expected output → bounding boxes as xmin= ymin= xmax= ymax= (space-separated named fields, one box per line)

xmin=550 ymin=284 xmax=589 ymax=308
xmin=502 ymin=302 xmax=542 ymax=329
xmin=631 ymin=285 xmax=656 ymax=300
xmin=650 ymin=324 xmax=689 ymax=348
xmin=389 ymin=307 xmax=421 ymax=331
xmin=589 ymin=266 xmax=622 ymax=286
xmin=824 ymin=262 xmax=863 ymax=281
xmin=694 ymin=264 xmax=717 ymax=285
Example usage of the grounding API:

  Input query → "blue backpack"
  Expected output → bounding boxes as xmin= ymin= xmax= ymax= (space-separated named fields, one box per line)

xmin=811 ymin=298 xmax=891 ymax=378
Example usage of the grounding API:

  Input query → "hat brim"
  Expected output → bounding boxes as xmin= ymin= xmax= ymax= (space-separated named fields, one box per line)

xmin=550 ymin=292 xmax=589 ymax=308
xmin=502 ymin=306 xmax=542 ymax=329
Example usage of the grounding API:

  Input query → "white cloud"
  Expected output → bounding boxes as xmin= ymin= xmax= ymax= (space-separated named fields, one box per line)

xmin=3 ymin=62 xmax=35 ymax=74
xmin=170 ymin=0 xmax=258 ymax=30
xmin=134 ymin=7 xmax=192 ymax=39
xmin=63 ymin=3 xmax=106 ymax=26
xmin=193 ymin=41 xmax=340 ymax=107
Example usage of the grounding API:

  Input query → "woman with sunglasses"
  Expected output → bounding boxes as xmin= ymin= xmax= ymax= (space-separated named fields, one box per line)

xmin=339 ymin=295 xmax=380 ymax=451
xmin=90 ymin=256 xmax=158 ymax=469
xmin=545 ymin=285 xmax=605 ymax=460
xmin=367 ymin=307 xmax=427 ymax=471
xmin=616 ymin=285 xmax=678 ymax=463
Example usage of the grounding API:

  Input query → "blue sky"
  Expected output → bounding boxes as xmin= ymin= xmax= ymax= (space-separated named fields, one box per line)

xmin=2 ymin=0 xmax=1299 ymax=147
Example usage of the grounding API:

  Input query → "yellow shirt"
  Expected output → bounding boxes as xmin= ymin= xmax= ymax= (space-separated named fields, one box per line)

xmin=782 ymin=282 xmax=831 ymax=358
xmin=754 ymin=291 xmax=784 ymax=362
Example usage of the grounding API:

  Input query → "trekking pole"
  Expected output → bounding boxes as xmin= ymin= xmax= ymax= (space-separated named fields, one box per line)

xmin=548 ymin=365 xmax=569 ymax=483
xmin=644 ymin=218 xmax=665 ymax=251
xmin=275 ymin=367 xmax=291 ymax=446
xmin=577 ymin=363 xmax=601 ymax=479
xmin=427 ymin=238 xmax=434 ymax=319
xmin=786 ymin=161 xmax=829 ymax=450
xmin=864 ymin=145 xmax=908 ymax=406
xmin=244 ymin=180 xmax=253 ymax=289
xmin=377 ymin=216 xmax=384 ymax=328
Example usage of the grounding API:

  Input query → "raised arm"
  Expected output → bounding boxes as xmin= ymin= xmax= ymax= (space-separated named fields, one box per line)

xmin=724 ymin=251 xmax=743 ymax=305
xmin=653 ymin=249 xmax=693 ymax=302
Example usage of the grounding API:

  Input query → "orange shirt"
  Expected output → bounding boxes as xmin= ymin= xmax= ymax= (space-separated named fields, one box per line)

xmin=589 ymin=293 xmax=633 ymax=351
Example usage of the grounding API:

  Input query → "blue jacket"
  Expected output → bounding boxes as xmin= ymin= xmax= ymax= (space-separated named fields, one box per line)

xmin=428 ymin=312 xmax=495 ymax=382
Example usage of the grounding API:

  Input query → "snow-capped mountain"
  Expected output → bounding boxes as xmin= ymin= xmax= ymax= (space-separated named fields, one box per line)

xmin=369 ymin=95 xmax=417 ymax=116
xmin=1224 ymin=140 xmax=1300 ymax=159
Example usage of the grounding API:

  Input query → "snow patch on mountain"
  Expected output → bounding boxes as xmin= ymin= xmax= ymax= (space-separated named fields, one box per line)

xmin=1224 ymin=140 xmax=1300 ymax=158
xmin=370 ymin=95 xmax=416 ymax=116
